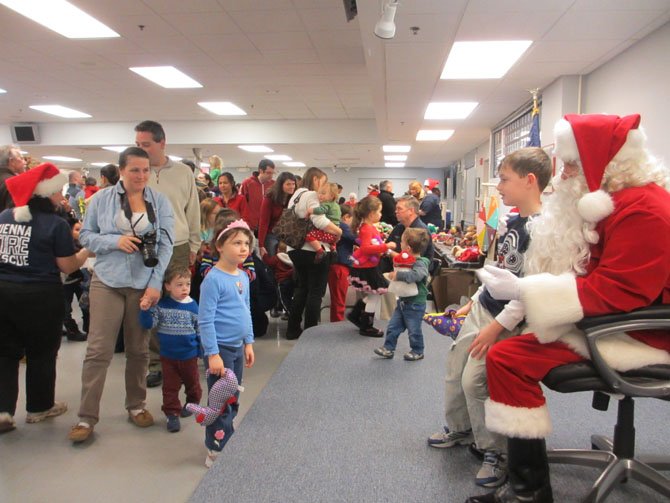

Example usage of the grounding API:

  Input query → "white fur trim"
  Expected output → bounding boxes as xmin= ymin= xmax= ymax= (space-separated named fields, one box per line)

xmin=520 ymin=273 xmax=583 ymax=343
xmin=553 ymin=118 xmax=580 ymax=163
xmin=612 ymin=127 xmax=646 ymax=163
xmin=276 ymin=252 xmax=293 ymax=266
xmin=34 ymin=172 xmax=67 ymax=197
xmin=577 ymin=190 xmax=614 ymax=223
xmin=485 ymin=399 xmax=552 ymax=439
xmin=12 ymin=205 xmax=32 ymax=222
xmin=559 ymin=331 xmax=670 ymax=372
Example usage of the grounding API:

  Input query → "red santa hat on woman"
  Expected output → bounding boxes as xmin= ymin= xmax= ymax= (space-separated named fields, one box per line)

xmin=5 ymin=162 xmax=67 ymax=222
xmin=553 ymin=113 xmax=643 ymax=223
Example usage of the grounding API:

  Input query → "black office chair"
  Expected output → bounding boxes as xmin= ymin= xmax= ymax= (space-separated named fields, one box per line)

xmin=542 ymin=305 xmax=670 ymax=502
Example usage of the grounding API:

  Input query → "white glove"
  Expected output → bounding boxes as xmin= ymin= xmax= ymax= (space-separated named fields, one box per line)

xmin=476 ymin=265 xmax=520 ymax=301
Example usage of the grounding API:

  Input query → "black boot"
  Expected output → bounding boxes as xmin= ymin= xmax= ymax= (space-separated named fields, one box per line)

xmin=358 ymin=312 xmax=384 ymax=338
xmin=466 ymin=438 xmax=553 ymax=503
xmin=346 ymin=299 xmax=365 ymax=328
xmin=64 ymin=319 xmax=86 ymax=342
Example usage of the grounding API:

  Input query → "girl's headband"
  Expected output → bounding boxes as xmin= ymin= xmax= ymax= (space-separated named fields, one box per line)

xmin=216 ymin=219 xmax=251 ymax=241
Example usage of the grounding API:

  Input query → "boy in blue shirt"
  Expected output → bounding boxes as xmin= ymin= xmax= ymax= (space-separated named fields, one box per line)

xmin=140 ymin=266 xmax=201 ymax=432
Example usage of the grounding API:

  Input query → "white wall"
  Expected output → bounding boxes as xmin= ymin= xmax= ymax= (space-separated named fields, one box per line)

xmin=582 ymin=21 xmax=670 ymax=164
xmin=539 ymin=22 xmax=670 ymax=164
xmin=326 ymin=167 xmax=446 ymax=202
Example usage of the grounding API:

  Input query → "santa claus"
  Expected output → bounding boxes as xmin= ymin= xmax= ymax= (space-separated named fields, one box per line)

xmin=467 ymin=113 xmax=670 ymax=503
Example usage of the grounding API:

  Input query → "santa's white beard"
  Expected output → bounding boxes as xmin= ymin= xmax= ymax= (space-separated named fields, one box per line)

xmin=524 ymin=174 xmax=596 ymax=276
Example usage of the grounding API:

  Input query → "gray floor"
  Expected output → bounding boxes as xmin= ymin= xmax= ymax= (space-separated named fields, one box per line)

xmin=0 ymin=316 xmax=296 ymax=503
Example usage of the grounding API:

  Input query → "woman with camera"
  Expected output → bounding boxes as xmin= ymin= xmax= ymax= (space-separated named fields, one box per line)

xmin=68 ymin=147 xmax=174 ymax=443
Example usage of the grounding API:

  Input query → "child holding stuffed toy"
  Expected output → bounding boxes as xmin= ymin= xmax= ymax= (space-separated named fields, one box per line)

xmin=347 ymin=196 xmax=396 ymax=336
xmin=374 ymin=228 xmax=431 ymax=361
xmin=139 ymin=266 xmax=201 ymax=433
xmin=197 ymin=216 xmax=255 ymax=468
xmin=426 ymin=147 xmax=552 ymax=489
xmin=305 ymin=182 xmax=341 ymax=262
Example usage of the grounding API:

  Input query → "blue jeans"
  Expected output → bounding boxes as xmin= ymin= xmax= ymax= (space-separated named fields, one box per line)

xmin=383 ymin=301 xmax=426 ymax=354
xmin=205 ymin=344 xmax=244 ymax=451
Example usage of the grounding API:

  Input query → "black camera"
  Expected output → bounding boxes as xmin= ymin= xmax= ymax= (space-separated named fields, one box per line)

xmin=137 ymin=230 xmax=159 ymax=267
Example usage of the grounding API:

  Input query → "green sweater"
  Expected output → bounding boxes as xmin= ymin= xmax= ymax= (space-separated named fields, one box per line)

xmin=395 ymin=256 xmax=430 ymax=304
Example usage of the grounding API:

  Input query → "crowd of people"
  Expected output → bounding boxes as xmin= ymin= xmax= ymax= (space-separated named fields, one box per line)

xmin=1 ymin=113 xmax=669 ymax=503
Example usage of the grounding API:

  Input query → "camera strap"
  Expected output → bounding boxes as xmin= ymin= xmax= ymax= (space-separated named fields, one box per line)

xmin=119 ymin=181 xmax=156 ymax=226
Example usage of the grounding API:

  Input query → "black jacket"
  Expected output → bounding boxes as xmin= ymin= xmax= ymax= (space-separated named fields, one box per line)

xmin=0 ymin=168 xmax=16 ymax=210
xmin=378 ymin=190 xmax=398 ymax=226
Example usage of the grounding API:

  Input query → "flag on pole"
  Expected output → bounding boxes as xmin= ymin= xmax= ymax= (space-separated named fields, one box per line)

xmin=526 ymin=93 xmax=541 ymax=147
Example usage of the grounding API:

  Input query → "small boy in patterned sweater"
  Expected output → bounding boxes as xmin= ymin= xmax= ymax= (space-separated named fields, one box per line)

xmin=140 ymin=266 xmax=201 ymax=433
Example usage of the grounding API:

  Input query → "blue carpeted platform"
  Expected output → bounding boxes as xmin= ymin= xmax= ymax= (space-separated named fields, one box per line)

xmin=191 ymin=321 xmax=670 ymax=502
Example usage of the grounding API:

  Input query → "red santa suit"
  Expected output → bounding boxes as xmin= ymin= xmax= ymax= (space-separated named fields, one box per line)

xmin=482 ymin=114 xmax=670 ymax=439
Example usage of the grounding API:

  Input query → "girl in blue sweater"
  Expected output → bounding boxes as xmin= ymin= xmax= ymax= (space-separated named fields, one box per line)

xmin=198 ymin=216 xmax=255 ymax=467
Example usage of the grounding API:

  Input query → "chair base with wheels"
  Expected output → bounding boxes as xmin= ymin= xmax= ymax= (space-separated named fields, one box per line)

xmin=542 ymin=306 xmax=670 ymax=502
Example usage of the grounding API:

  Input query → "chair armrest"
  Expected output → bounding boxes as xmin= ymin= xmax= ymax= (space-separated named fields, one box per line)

xmin=578 ymin=306 xmax=670 ymax=398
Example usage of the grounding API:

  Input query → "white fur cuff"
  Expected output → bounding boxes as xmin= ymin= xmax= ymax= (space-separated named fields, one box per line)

xmin=485 ymin=399 xmax=552 ymax=439
xmin=520 ymin=273 xmax=583 ymax=343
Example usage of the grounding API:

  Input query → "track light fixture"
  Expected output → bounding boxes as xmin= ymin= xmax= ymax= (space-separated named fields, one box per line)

xmin=374 ymin=0 xmax=399 ymax=39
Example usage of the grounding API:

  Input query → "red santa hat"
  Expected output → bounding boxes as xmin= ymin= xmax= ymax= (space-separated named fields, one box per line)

xmin=5 ymin=163 xmax=67 ymax=222
xmin=424 ymin=178 xmax=439 ymax=190
xmin=393 ymin=251 xmax=416 ymax=268
xmin=553 ymin=113 xmax=643 ymax=223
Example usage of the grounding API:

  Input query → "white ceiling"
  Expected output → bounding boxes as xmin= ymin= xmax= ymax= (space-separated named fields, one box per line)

xmin=0 ymin=0 xmax=669 ymax=171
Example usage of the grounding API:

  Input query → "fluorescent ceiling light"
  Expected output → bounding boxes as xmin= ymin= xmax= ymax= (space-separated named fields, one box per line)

xmin=0 ymin=88 xmax=6 ymax=94
xmin=283 ymin=162 xmax=306 ymax=168
xmin=382 ymin=145 xmax=411 ymax=153
xmin=102 ymin=145 xmax=128 ymax=153
xmin=384 ymin=155 xmax=407 ymax=161
xmin=0 ymin=0 xmax=120 ymax=39
xmin=90 ymin=162 xmax=109 ymax=167
xmin=385 ymin=162 xmax=405 ymax=168
xmin=43 ymin=155 xmax=81 ymax=162
xmin=416 ymin=129 xmax=455 ymax=141
xmin=200 ymin=162 xmax=210 ymax=168
xmin=198 ymin=101 xmax=246 ymax=116
xmin=425 ymin=102 xmax=478 ymax=120
xmin=129 ymin=66 xmax=202 ymax=89
xmin=265 ymin=155 xmax=292 ymax=161
xmin=238 ymin=145 xmax=273 ymax=153
xmin=168 ymin=155 xmax=182 ymax=161
xmin=441 ymin=41 xmax=532 ymax=79
xmin=30 ymin=105 xmax=91 ymax=118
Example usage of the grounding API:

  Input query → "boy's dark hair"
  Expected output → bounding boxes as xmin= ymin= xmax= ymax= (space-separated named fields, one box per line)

xmin=85 ymin=177 xmax=97 ymax=186
xmin=164 ymin=266 xmax=191 ymax=284
xmin=339 ymin=204 xmax=352 ymax=218
xmin=100 ymin=163 xmax=120 ymax=185
xmin=402 ymin=227 xmax=430 ymax=255
xmin=119 ymin=147 xmax=149 ymax=168
xmin=501 ymin=147 xmax=552 ymax=192
xmin=134 ymin=120 xmax=166 ymax=143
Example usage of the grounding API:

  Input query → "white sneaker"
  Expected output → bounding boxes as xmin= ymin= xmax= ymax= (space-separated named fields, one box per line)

xmin=0 ymin=412 xmax=16 ymax=433
xmin=205 ymin=449 xmax=219 ymax=468
xmin=26 ymin=401 xmax=67 ymax=423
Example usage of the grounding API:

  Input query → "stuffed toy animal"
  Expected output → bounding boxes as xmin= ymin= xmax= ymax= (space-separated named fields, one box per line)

xmin=452 ymin=245 xmax=482 ymax=262
xmin=186 ymin=368 xmax=240 ymax=427
xmin=351 ymin=234 xmax=384 ymax=267
xmin=423 ymin=310 xmax=466 ymax=340
xmin=384 ymin=251 xmax=419 ymax=297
